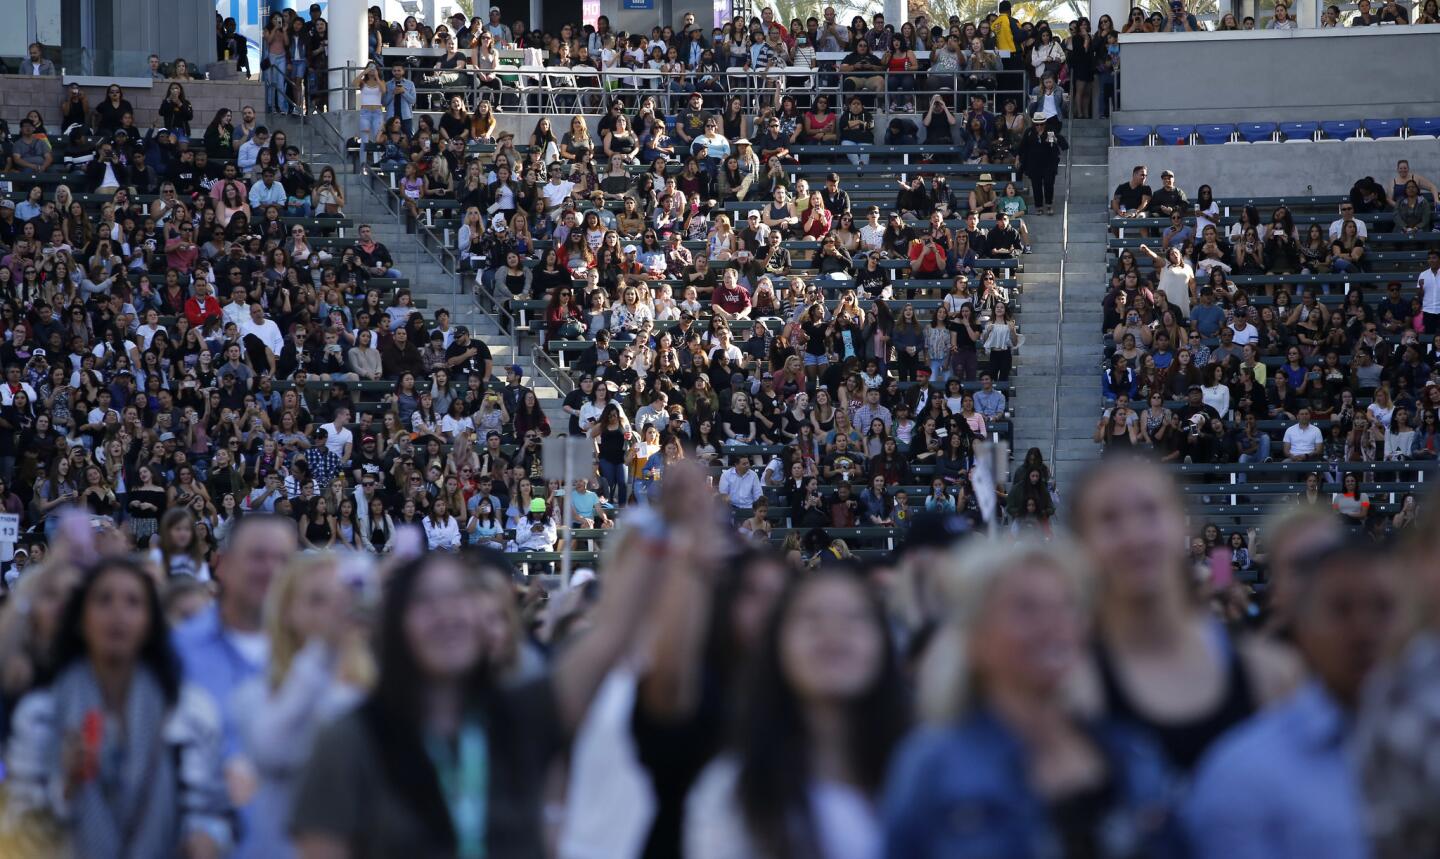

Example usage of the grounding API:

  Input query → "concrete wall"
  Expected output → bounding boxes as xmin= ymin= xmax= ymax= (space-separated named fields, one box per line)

xmin=1115 ymin=26 xmax=1440 ymax=124
xmin=1105 ymin=139 xmax=1438 ymax=200
xmin=0 ymin=75 xmax=263 ymax=128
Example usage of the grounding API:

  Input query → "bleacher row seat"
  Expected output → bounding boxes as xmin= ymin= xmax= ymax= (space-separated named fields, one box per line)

xmin=1113 ymin=116 xmax=1440 ymax=146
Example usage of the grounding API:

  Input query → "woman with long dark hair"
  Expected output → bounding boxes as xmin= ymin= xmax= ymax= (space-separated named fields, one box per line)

xmin=4 ymin=557 xmax=229 ymax=857
xmin=685 ymin=568 xmax=909 ymax=858
xmin=293 ymin=464 xmax=716 ymax=857
xmin=589 ymin=401 xmax=632 ymax=506
xmin=629 ymin=548 xmax=789 ymax=856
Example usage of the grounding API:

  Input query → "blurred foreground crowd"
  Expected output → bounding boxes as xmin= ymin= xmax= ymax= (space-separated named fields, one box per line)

xmin=0 ymin=456 xmax=1435 ymax=859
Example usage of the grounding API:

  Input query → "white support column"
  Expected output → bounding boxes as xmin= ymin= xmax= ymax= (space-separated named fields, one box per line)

xmin=329 ymin=0 xmax=368 ymax=139
xmin=1091 ymin=0 xmax=1131 ymax=29
xmin=885 ymin=0 xmax=905 ymax=25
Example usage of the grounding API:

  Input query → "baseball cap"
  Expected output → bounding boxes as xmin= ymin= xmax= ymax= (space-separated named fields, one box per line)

xmin=362 ymin=435 xmax=376 ymax=443
xmin=624 ymin=244 xmax=638 ymax=254
xmin=507 ymin=364 xmax=523 ymax=375
xmin=0 ymin=200 xmax=14 ymax=210
xmin=491 ymin=213 xmax=508 ymax=231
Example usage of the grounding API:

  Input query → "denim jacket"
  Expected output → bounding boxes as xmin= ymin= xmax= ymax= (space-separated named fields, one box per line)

xmin=882 ymin=708 xmax=1188 ymax=859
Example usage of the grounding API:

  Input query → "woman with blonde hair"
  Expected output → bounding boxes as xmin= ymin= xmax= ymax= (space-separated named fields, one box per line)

xmin=885 ymin=538 xmax=1186 ymax=855
xmin=232 ymin=553 xmax=376 ymax=859
xmin=1066 ymin=457 xmax=1298 ymax=774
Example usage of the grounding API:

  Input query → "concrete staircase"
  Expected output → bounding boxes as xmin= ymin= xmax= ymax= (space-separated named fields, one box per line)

xmin=1011 ymin=118 xmax=1111 ymax=500
xmin=271 ymin=114 xmax=565 ymax=410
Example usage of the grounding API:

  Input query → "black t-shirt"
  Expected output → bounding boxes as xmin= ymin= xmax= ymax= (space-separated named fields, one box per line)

xmin=801 ymin=321 xmax=830 ymax=356
xmin=843 ymin=50 xmax=883 ymax=70
xmin=292 ymin=683 xmax=562 ymax=859
xmin=563 ymin=388 xmax=589 ymax=435
xmin=352 ymin=448 xmax=385 ymax=479
xmin=676 ymin=107 xmax=710 ymax=141
xmin=1113 ymin=181 xmax=1152 ymax=212
xmin=444 ymin=337 xmax=491 ymax=376
xmin=170 ymin=162 xmax=202 ymax=195
xmin=436 ymin=51 xmax=468 ymax=69
xmin=439 ymin=112 xmax=469 ymax=140
xmin=1148 ymin=186 xmax=1187 ymax=215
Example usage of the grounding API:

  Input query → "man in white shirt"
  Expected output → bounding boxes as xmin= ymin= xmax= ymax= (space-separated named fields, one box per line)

xmin=718 ymin=456 xmax=764 ymax=519
xmin=223 ymin=286 xmax=251 ymax=330
xmin=1282 ymin=408 xmax=1325 ymax=461
xmin=858 ymin=206 xmax=886 ymax=253
xmin=320 ymin=405 xmax=354 ymax=463
xmin=1419 ymin=249 xmax=1440 ymax=335
xmin=240 ymin=302 xmax=284 ymax=375
xmin=1229 ymin=315 xmax=1259 ymax=346
xmin=542 ymin=165 xmax=576 ymax=216
xmin=1327 ymin=202 xmax=1368 ymax=240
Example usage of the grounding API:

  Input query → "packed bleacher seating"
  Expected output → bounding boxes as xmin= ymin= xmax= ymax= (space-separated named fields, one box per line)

xmin=1099 ymin=160 xmax=1440 ymax=575
xmin=0 ymin=2 xmax=1091 ymax=581
xmin=9 ymin=7 xmax=1440 ymax=859
xmin=336 ymin=3 xmax=1085 ymax=568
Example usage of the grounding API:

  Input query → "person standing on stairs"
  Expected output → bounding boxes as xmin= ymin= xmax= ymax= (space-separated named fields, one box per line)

xmin=1019 ymin=115 xmax=1067 ymax=216
xmin=382 ymin=64 xmax=416 ymax=136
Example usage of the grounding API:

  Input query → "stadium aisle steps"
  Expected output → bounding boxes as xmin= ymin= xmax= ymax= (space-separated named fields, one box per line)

xmin=1037 ymin=120 xmax=1111 ymax=499
xmin=272 ymin=115 xmax=562 ymax=408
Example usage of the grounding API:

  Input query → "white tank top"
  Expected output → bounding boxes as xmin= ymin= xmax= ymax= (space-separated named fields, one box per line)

xmin=359 ymin=83 xmax=383 ymax=109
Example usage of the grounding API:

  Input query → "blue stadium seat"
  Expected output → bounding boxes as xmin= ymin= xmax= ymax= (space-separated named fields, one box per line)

xmin=1236 ymin=122 xmax=1277 ymax=143
xmin=1112 ymin=125 xmax=1152 ymax=147
xmin=1319 ymin=120 xmax=1361 ymax=140
xmin=1279 ymin=121 xmax=1320 ymax=141
xmin=1195 ymin=124 xmax=1235 ymax=144
xmin=1407 ymin=116 xmax=1440 ymax=137
xmin=1154 ymin=124 xmax=1195 ymax=145
xmin=1363 ymin=119 xmax=1403 ymax=139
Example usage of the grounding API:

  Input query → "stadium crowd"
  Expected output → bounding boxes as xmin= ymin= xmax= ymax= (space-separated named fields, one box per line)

xmin=1098 ymin=161 xmax=1440 ymax=570
xmin=0 ymin=3 xmax=1437 ymax=859
xmin=0 ymin=456 xmax=1438 ymax=859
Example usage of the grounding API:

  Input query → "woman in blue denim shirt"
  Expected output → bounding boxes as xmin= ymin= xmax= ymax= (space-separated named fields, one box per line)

xmin=883 ymin=539 xmax=1187 ymax=859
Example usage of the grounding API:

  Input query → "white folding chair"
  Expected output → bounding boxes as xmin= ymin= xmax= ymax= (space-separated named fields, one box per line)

xmin=516 ymin=65 xmax=553 ymax=112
